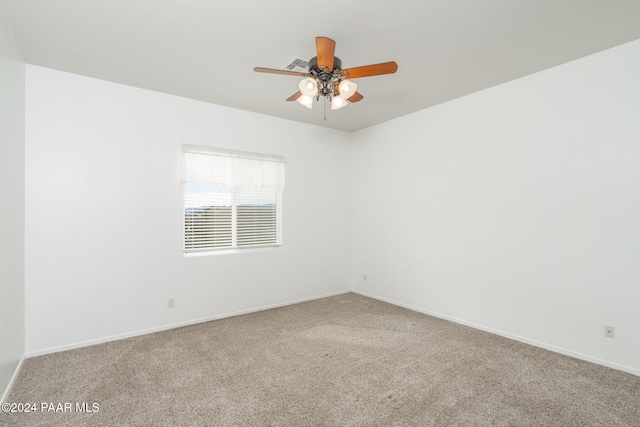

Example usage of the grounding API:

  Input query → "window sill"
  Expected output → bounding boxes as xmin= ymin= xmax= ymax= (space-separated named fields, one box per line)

xmin=183 ymin=246 xmax=283 ymax=257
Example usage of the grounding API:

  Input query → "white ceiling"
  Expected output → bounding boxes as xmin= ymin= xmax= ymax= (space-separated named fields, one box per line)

xmin=2 ymin=0 xmax=640 ymax=132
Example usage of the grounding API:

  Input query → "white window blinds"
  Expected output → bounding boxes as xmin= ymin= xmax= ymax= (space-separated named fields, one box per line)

xmin=181 ymin=145 xmax=285 ymax=253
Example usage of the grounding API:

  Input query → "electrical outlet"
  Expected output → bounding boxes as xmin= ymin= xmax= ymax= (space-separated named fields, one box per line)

xmin=168 ymin=298 xmax=175 ymax=309
xmin=604 ymin=325 xmax=615 ymax=338
xmin=363 ymin=274 xmax=367 ymax=282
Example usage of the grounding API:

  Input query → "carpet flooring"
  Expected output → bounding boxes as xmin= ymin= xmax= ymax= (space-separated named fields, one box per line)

xmin=2 ymin=293 xmax=639 ymax=426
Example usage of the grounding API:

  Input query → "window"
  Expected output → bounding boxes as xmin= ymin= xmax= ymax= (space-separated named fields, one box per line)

xmin=181 ymin=145 xmax=285 ymax=254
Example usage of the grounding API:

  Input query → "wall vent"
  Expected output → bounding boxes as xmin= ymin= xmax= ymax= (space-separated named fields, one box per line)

xmin=283 ymin=57 xmax=309 ymax=73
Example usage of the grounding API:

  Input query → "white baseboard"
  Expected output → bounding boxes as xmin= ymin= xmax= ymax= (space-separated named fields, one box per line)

xmin=1 ymin=354 xmax=26 ymax=404
xmin=26 ymin=289 xmax=351 ymax=358
xmin=352 ymin=289 xmax=640 ymax=378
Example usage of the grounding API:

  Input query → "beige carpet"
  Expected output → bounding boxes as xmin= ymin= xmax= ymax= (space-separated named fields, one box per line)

xmin=3 ymin=293 xmax=639 ymax=426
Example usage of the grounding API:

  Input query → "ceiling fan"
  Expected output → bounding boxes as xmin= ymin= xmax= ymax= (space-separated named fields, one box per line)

xmin=254 ymin=36 xmax=398 ymax=111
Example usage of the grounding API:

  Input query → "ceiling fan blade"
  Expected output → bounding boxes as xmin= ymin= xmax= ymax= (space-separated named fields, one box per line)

xmin=347 ymin=92 xmax=364 ymax=103
xmin=316 ymin=36 xmax=336 ymax=70
xmin=342 ymin=61 xmax=398 ymax=79
xmin=286 ymin=91 xmax=302 ymax=101
xmin=254 ymin=67 xmax=310 ymax=77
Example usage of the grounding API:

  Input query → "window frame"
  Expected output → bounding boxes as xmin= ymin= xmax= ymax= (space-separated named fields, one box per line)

xmin=181 ymin=145 xmax=285 ymax=255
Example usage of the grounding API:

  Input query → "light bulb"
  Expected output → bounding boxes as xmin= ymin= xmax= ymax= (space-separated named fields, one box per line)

xmin=331 ymin=96 xmax=348 ymax=110
xmin=299 ymin=78 xmax=318 ymax=97
xmin=338 ymin=79 xmax=357 ymax=99
xmin=297 ymin=95 xmax=313 ymax=109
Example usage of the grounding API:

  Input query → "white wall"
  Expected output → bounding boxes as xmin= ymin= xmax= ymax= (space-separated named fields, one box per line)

xmin=351 ymin=39 xmax=640 ymax=375
xmin=0 ymin=14 xmax=25 ymax=401
xmin=25 ymin=66 xmax=351 ymax=354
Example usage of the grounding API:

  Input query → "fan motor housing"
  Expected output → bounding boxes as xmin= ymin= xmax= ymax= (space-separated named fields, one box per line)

xmin=308 ymin=56 xmax=342 ymax=78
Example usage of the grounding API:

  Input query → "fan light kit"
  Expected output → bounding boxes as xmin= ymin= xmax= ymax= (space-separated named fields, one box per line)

xmin=255 ymin=37 xmax=398 ymax=115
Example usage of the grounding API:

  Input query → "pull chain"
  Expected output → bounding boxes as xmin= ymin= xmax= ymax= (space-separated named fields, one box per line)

xmin=324 ymin=96 xmax=327 ymax=121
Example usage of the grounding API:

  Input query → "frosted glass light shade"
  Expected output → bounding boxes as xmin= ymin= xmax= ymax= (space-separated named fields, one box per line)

xmin=297 ymin=95 xmax=313 ymax=109
xmin=338 ymin=80 xmax=357 ymax=99
xmin=299 ymin=78 xmax=318 ymax=97
xmin=331 ymin=96 xmax=348 ymax=110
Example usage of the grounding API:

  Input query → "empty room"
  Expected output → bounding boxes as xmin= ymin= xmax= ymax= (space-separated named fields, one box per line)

xmin=1 ymin=1 xmax=639 ymax=425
